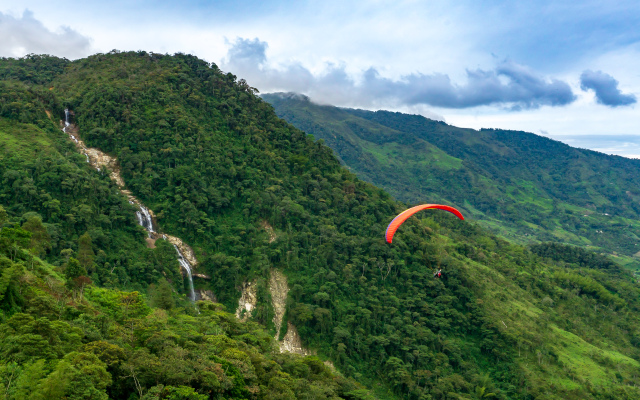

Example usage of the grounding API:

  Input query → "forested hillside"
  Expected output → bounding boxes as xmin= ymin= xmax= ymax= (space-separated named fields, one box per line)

xmin=1 ymin=52 xmax=640 ymax=399
xmin=263 ymin=93 xmax=640 ymax=268
xmin=0 ymin=61 xmax=366 ymax=399
xmin=0 ymin=211 xmax=362 ymax=399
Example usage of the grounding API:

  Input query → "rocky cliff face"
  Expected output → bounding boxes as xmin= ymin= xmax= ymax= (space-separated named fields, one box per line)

xmin=233 ymin=268 xmax=312 ymax=356
xmin=269 ymin=269 xmax=312 ymax=356
xmin=235 ymin=281 xmax=257 ymax=321
xmin=164 ymin=234 xmax=198 ymax=267
xmin=279 ymin=322 xmax=312 ymax=356
xmin=261 ymin=220 xmax=277 ymax=243
xmin=195 ymin=289 xmax=217 ymax=302
xmin=269 ymin=268 xmax=288 ymax=339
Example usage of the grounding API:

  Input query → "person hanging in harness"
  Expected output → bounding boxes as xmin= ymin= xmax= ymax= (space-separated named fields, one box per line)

xmin=433 ymin=268 xmax=442 ymax=279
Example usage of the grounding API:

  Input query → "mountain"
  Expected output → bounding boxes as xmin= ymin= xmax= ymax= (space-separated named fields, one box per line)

xmin=1 ymin=52 xmax=640 ymax=399
xmin=263 ymin=92 xmax=640 ymax=269
xmin=0 ymin=58 xmax=367 ymax=399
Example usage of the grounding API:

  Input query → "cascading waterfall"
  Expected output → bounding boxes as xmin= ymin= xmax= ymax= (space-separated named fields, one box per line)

xmin=62 ymin=109 xmax=198 ymax=304
xmin=63 ymin=108 xmax=70 ymax=132
xmin=133 ymin=207 xmax=196 ymax=304
xmin=135 ymin=205 xmax=155 ymax=236
xmin=173 ymin=244 xmax=196 ymax=302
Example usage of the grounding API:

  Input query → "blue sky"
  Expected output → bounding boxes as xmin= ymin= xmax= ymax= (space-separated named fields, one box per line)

xmin=1 ymin=0 xmax=639 ymax=156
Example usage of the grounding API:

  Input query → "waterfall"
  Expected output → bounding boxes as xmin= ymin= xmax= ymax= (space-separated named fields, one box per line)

xmin=174 ymin=245 xmax=196 ymax=303
xmin=61 ymin=112 xmax=198 ymax=305
xmin=132 ymin=206 xmax=196 ymax=304
xmin=135 ymin=205 xmax=155 ymax=236
xmin=63 ymin=108 xmax=70 ymax=132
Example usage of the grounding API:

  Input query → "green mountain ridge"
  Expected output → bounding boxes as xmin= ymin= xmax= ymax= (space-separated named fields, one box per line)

xmin=0 ymin=52 xmax=640 ymax=399
xmin=263 ymin=92 xmax=640 ymax=267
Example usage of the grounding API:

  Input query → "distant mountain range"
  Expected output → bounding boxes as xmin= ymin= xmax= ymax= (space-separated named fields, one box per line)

xmin=263 ymin=92 xmax=640 ymax=268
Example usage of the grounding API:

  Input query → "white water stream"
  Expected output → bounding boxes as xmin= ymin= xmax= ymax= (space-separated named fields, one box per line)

xmin=133 ymin=211 xmax=196 ymax=303
xmin=173 ymin=244 xmax=196 ymax=302
xmin=135 ymin=205 xmax=155 ymax=236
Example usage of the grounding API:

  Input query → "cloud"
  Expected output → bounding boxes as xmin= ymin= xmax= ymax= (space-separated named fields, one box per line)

xmin=555 ymin=134 xmax=640 ymax=158
xmin=0 ymin=10 xmax=92 ymax=59
xmin=224 ymin=37 xmax=267 ymax=66
xmin=222 ymin=37 xmax=576 ymax=110
xmin=580 ymin=70 xmax=636 ymax=107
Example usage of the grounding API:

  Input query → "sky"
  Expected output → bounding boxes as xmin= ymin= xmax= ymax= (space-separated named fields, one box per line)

xmin=1 ymin=0 xmax=639 ymax=157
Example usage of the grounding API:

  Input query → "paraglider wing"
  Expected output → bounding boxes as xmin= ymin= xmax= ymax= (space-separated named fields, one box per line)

xmin=385 ymin=204 xmax=464 ymax=243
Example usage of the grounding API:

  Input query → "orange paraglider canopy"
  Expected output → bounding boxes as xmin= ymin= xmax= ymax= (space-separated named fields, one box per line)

xmin=385 ymin=204 xmax=464 ymax=243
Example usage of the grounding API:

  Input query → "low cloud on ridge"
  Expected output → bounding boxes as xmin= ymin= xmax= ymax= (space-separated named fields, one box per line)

xmin=222 ymin=37 xmax=576 ymax=110
xmin=580 ymin=70 xmax=637 ymax=107
xmin=0 ymin=10 xmax=92 ymax=59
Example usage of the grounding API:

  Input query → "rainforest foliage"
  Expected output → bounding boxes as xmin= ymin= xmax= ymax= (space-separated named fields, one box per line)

xmin=263 ymin=93 xmax=640 ymax=268
xmin=1 ymin=52 xmax=640 ymax=399
xmin=0 ymin=218 xmax=366 ymax=399
xmin=0 ymin=86 xmax=185 ymax=293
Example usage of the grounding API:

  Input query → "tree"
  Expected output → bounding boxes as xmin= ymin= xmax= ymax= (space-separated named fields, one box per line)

xmin=142 ymin=385 xmax=208 ymax=400
xmin=60 ymin=248 xmax=74 ymax=261
xmin=5 ymin=359 xmax=47 ymax=399
xmin=65 ymin=257 xmax=87 ymax=290
xmin=22 ymin=215 xmax=51 ymax=257
xmin=81 ymin=340 xmax=126 ymax=368
xmin=77 ymin=232 xmax=95 ymax=271
xmin=0 ymin=205 xmax=7 ymax=227
xmin=154 ymin=278 xmax=175 ymax=310
xmin=32 ymin=352 xmax=111 ymax=400
xmin=0 ymin=225 xmax=31 ymax=261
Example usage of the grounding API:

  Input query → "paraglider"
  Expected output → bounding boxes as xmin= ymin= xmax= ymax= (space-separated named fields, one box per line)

xmin=385 ymin=204 xmax=464 ymax=244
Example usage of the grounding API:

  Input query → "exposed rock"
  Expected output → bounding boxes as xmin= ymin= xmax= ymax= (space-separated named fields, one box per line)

xmin=64 ymin=122 xmax=125 ymax=188
xmin=164 ymin=234 xmax=198 ymax=266
xmin=270 ymin=268 xmax=289 ymax=339
xmin=145 ymin=237 xmax=157 ymax=248
xmin=279 ymin=322 xmax=314 ymax=356
xmin=235 ymin=281 xmax=257 ymax=321
xmin=323 ymin=360 xmax=336 ymax=371
xmin=269 ymin=268 xmax=314 ymax=356
xmin=262 ymin=220 xmax=277 ymax=243
xmin=193 ymin=273 xmax=211 ymax=280
xmin=195 ymin=289 xmax=216 ymax=302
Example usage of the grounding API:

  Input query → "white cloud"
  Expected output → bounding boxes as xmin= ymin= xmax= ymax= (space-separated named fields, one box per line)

xmin=0 ymin=10 xmax=92 ymax=59
xmin=222 ymin=37 xmax=577 ymax=110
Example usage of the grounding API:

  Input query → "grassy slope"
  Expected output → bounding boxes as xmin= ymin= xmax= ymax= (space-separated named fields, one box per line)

xmin=263 ymin=93 xmax=640 ymax=268
xmin=459 ymin=250 xmax=640 ymax=397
